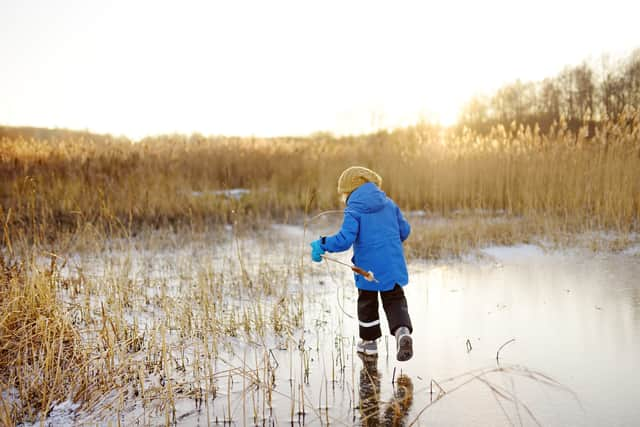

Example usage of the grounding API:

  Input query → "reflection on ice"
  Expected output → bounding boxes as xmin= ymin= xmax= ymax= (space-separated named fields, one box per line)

xmin=358 ymin=353 xmax=414 ymax=427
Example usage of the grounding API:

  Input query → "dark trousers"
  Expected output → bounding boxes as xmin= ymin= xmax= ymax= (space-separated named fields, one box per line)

xmin=358 ymin=284 xmax=413 ymax=340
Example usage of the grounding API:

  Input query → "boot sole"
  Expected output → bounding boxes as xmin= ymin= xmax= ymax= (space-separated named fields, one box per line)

xmin=396 ymin=335 xmax=413 ymax=361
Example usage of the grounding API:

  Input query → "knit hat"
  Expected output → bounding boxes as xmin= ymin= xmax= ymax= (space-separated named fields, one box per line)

xmin=337 ymin=166 xmax=382 ymax=194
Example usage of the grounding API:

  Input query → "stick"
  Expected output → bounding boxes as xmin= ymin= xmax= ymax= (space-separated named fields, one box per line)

xmin=320 ymin=254 xmax=379 ymax=282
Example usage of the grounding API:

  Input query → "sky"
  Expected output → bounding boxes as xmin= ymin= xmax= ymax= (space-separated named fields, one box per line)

xmin=1 ymin=0 xmax=638 ymax=138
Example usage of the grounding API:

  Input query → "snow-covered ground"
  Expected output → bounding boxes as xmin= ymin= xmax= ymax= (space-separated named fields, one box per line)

xmin=18 ymin=224 xmax=640 ymax=426
xmin=189 ymin=188 xmax=251 ymax=200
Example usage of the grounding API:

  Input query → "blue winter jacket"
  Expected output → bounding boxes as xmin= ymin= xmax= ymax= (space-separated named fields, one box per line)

xmin=321 ymin=182 xmax=411 ymax=291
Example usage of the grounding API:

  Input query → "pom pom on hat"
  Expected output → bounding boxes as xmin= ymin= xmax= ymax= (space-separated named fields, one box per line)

xmin=337 ymin=166 xmax=382 ymax=195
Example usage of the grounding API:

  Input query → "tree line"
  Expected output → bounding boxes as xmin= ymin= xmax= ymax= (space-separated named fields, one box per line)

xmin=458 ymin=49 xmax=640 ymax=133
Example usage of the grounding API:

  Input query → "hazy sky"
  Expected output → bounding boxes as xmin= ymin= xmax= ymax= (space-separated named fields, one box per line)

xmin=1 ymin=0 xmax=638 ymax=138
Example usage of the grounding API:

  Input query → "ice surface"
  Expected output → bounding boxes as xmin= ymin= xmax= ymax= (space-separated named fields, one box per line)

xmin=19 ymin=225 xmax=640 ymax=426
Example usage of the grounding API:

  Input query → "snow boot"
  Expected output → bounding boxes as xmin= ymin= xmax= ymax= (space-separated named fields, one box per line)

xmin=395 ymin=327 xmax=413 ymax=361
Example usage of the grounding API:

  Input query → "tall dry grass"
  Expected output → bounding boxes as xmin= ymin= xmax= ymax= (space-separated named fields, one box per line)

xmin=2 ymin=111 xmax=639 ymax=251
xmin=0 ymin=255 xmax=91 ymax=425
xmin=2 ymin=111 xmax=639 ymax=250
xmin=0 ymin=235 xmax=309 ymax=425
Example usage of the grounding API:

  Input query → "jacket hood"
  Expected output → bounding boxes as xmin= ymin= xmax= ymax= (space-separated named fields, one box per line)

xmin=346 ymin=182 xmax=386 ymax=213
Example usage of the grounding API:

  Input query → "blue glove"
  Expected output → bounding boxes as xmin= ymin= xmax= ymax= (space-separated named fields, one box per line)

xmin=310 ymin=239 xmax=325 ymax=262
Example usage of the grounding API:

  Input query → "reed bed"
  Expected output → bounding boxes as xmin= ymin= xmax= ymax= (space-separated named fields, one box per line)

xmin=0 ymin=230 xmax=324 ymax=425
xmin=0 ymin=255 xmax=91 ymax=425
xmin=2 ymin=110 xmax=639 ymax=251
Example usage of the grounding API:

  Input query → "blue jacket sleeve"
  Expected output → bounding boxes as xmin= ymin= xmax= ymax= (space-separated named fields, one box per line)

xmin=322 ymin=210 xmax=359 ymax=252
xmin=396 ymin=205 xmax=411 ymax=242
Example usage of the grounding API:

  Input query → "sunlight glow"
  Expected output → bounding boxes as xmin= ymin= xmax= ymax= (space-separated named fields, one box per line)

xmin=1 ymin=0 xmax=638 ymax=138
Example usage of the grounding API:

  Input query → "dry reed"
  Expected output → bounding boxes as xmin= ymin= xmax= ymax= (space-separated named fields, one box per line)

xmin=0 ymin=255 xmax=90 ymax=425
xmin=2 ymin=110 xmax=639 ymax=252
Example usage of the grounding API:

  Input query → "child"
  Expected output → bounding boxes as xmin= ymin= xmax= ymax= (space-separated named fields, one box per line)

xmin=310 ymin=166 xmax=413 ymax=361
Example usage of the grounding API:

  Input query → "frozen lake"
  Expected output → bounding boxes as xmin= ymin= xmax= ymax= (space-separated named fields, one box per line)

xmin=260 ymin=244 xmax=640 ymax=426
xmin=29 ymin=228 xmax=640 ymax=426
xmin=163 ymin=241 xmax=640 ymax=426
xmin=387 ymin=246 xmax=640 ymax=426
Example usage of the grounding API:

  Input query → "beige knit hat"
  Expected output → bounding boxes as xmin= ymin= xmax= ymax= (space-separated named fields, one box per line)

xmin=337 ymin=166 xmax=382 ymax=195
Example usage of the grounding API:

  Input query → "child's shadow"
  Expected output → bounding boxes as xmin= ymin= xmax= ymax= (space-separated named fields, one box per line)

xmin=358 ymin=356 xmax=414 ymax=427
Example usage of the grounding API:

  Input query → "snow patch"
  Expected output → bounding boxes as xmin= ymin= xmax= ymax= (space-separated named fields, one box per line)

xmin=622 ymin=244 xmax=640 ymax=256
xmin=271 ymin=223 xmax=305 ymax=238
xmin=480 ymin=244 xmax=546 ymax=263
xmin=22 ymin=400 xmax=80 ymax=427
xmin=1 ymin=387 xmax=18 ymax=405
xmin=189 ymin=188 xmax=250 ymax=199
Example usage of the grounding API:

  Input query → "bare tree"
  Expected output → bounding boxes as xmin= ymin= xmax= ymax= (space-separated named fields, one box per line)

xmin=457 ymin=48 xmax=640 ymax=134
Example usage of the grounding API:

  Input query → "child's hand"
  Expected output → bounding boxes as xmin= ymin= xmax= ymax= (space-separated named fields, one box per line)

xmin=310 ymin=240 xmax=325 ymax=262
